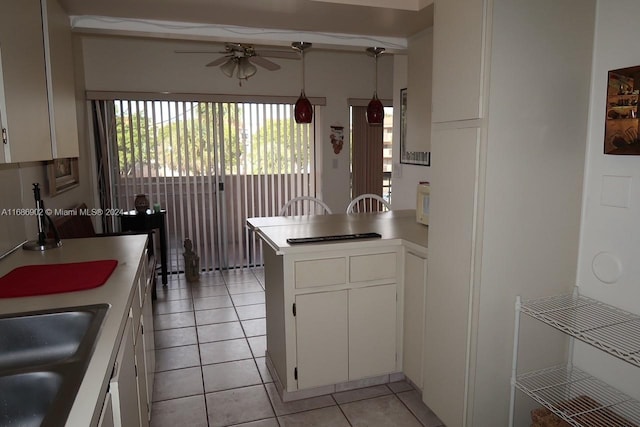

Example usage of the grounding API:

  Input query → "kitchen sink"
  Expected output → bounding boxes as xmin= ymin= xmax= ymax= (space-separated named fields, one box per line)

xmin=0 ymin=371 xmax=63 ymax=427
xmin=0 ymin=304 xmax=109 ymax=427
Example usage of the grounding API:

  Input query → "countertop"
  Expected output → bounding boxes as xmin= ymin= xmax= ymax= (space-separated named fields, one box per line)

xmin=247 ymin=209 xmax=428 ymax=255
xmin=0 ymin=234 xmax=148 ymax=426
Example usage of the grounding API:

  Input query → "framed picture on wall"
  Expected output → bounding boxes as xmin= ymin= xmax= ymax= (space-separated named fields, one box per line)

xmin=47 ymin=157 xmax=79 ymax=196
xmin=604 ymin=65 xmax=640 ymax=154
xmin=399 ymin=88 xmax=431 ymax=166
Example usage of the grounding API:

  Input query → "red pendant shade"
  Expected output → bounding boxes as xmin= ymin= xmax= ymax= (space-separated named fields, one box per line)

xmin=366 ymin=47 xmax=385 ymax=126
xmin=293 ymin=42 xmax=313 ymax=124
xmin=366 ymin=93 xmax=384 ymax=125
xmin=295 ymin=91 xmax=313 ymax=124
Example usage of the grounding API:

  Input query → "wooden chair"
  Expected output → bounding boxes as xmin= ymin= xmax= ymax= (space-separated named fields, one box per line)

xmin=346 ymin=194 xmax=391 ymax=213
xmin=278 ymin=196 xmax=332 ymax=216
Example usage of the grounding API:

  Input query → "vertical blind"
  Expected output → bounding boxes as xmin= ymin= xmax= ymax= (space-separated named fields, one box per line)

xmin=92 ymin=97 xmax=317 ymax=272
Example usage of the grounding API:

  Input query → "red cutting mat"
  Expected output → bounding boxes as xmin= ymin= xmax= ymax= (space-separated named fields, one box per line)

xmin=0 ymin=260 xmax=118 ymax=298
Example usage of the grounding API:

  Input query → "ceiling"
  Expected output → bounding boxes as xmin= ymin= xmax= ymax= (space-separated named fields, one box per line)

xmin=57 ymin=0 xmax=433 ymax=50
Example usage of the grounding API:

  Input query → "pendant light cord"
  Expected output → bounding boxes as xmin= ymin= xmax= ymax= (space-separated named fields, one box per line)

xmin=301 ymin=49 xmax=306 ymax=93
xmin=374 ymin=53 xmax=378 ymax=96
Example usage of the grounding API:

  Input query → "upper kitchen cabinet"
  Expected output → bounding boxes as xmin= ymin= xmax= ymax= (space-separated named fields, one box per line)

xmin=43 ymin=0 xmax=80 ymax=159
xmin=431 ymin=0 xmax=486 ymax=123
xmin=0 ymin=0 xmax=79 ymax=163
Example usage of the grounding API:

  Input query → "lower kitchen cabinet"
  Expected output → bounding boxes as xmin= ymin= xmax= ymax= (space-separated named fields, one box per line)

xmin=264 ymin=243 xmax=402 ymax=395
xmin=348 ymin=283 xmax=397 ymax=380
xmin=295 ymin=290 xmax=349 ymax=389
xmin=403 ymin=249 xmax=427 ymax=389
xmin=103 ymin=245 xmax=155 ymax=427
xmin=109 ymin=317 xmax=140 ymax=427
xmin=295 ymin=283 xmax=397 ymax=389
xmin=97 ymin=391 xmax=114 ymax=427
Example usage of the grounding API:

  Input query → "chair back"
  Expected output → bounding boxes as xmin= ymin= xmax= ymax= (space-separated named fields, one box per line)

xmin=279 ymin=196 xmax=332 ymax=216
xmin=346 ymin=194 xmax=391 ymax=214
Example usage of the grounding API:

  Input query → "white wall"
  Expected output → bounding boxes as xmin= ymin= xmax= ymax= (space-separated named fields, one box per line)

xmin=80 ymin=36 xmax=397 ymax=213
xmin=574 ymin=0 xmax=640 ymax=400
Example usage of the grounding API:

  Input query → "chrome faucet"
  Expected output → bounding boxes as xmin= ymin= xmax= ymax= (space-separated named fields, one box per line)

xmin=23 ymin=183 xmax=62 ymax=251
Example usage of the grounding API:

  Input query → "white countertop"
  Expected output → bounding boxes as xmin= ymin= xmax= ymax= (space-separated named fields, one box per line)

xmin=247 ymin=209 xmax=428 ymax=255
xmin=0 ymin=234 xmax=148 ymax=426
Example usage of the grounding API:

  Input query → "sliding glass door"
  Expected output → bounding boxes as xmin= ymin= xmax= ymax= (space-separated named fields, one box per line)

xmin=92 ymin=97 xmax=316 ymax=272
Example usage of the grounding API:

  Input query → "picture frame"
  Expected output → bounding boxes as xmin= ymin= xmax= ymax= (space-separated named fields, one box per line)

xmin=399 ymin=88 xmax=431 ymax=166
xmin=604 ymin=65 xmax=640 ymax=155
xmin=48 ymin=157 xmax=79 ymax=196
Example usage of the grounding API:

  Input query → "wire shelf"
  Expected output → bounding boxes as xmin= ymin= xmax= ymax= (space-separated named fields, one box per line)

xmin=516 ymin=366 xmax=640 ymax=426
xmin=520 ymin=294 xmax=640 ymax=368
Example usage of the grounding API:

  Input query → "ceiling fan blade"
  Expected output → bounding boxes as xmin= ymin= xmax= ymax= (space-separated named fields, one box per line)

xmin=256 ymin=50 xmax=300 ymax=60
xmin=249 ymin=56 xmax=281 ymax=71
xmin=175 ymin=50 xmax=225 ymax=54
xmin=206 ymin=56 xmax=230 ymax=67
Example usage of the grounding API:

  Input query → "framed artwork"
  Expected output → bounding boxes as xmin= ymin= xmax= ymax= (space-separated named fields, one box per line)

xmin=604 ymin=65 xmax=640 ymax=154
xmin=399 ymin=88 xmax=431 ymax=166
xmin=48 ymin=157 xmax=79 ymax=196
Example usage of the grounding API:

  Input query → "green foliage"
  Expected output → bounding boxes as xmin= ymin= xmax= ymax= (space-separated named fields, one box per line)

xmin=114 ymin=101 xmax=311 ymax=177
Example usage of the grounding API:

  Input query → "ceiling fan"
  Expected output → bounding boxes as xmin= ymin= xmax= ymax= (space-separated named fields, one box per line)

xmin=176 ymin=43 xmax=299 ymax=84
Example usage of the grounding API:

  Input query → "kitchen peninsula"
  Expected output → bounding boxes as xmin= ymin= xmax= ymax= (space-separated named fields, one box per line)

xmin=248 ymin=210 xmax=428 ymax=401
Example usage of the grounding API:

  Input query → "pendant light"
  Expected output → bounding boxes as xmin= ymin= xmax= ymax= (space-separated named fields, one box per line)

xmin=366 ymin=47 xmax=385 ymax=126
xmin=292 ymin=42 xmax=313 ymax=124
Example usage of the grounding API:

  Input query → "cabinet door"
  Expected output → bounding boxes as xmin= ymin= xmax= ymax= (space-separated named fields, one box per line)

xmin=432 ymin=0 xmax=486 ymax=123
xmin=97 ymin=393 xmax=115 ymax=427
xmin=295 ymin=290 xmax=348 ymax=389
xmin=135 ymin=323 xmax=150 ymax=427
xmin=142 ymin=282 xmax=155 ymax=410
xmin=403 ymin=251 xmax=427 ymax=389
xmin=43 ymin=0 xmax=79 ymax=158
xmin=110 ymin=318 xmax=140 ymax=427
xmin=348 ymin=284 xmax=397 ymax=380
xmin=0 ymin=0 xmax=51 ymax=162
xmin=423 ymin=126 xmax=480 ymax=427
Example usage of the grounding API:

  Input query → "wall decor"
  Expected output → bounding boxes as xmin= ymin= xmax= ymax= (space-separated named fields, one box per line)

xmin=330 ymin=125 xmax=344 ymax=154
xmin=48 ymin=157 xmax=79 ymax=196
xmin=399 ymin=88 xmax=431 ymax=166
xmin=604 ymin=65 xmax=640 ymax=155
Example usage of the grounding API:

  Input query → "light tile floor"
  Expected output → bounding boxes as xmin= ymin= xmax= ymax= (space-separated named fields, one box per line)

xmin=150 ymin=268 xmax=445 ymax=427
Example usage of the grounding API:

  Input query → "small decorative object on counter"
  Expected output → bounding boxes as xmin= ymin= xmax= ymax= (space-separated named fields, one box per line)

xmin=183 ymin=238 xmax=200 ymax=283
xmin=153 ymin=203 xmax=161 ymax=213
xmin=134 ymin=194 xmax=150 ymax=214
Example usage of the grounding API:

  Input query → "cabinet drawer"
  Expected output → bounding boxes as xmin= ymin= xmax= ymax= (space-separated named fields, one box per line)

xmin=295 ymin=258 xmax=346 ymax=289
xmin=350 ymin=253 xmax=397 ymax=283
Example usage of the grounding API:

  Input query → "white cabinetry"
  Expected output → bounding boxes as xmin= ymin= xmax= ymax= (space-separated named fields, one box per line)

xmin=107 ymin=248 xmax=155 ymax=427
xmin=42 ymin=0 xmax=79 ymax=158
xmin=0 ymin=0 xmax=51 ymax=162
xmin=403 ymin=249 xmax=427 ymax=389
xmin=295 ymin=290 xmax=348 ymax=389
xmin=424 ymin=0 xmax=594 ymax=425
xmin=97 ymin=393 xmax=115 ymax=427
xmin=0 ymin=0 xmax=78 ymax=163
xmin=431 ymin=0 xmax=486 ymax=123
xmin=109 ymin=317 xmax=140 ymax=427
xmin=265 ymin=245 xmax=401 ymax=395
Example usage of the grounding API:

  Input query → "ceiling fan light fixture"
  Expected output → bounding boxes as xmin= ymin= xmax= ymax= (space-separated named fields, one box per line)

xmin=366 ymin=47 xmax=385 ymax=126
xmin=220 ymin=58 xmax=236 ymax=78
xmin=293 ymin=42 xmax=313 ymax=124
xmin=237 ymin=57 xmax=257 ymax=79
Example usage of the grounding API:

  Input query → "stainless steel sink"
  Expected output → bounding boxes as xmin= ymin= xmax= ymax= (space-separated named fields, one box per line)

xmin=0 ymin=304 xmax=109 ymax=427
xmin=0 ymin=371 xmax=63 ymax=427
